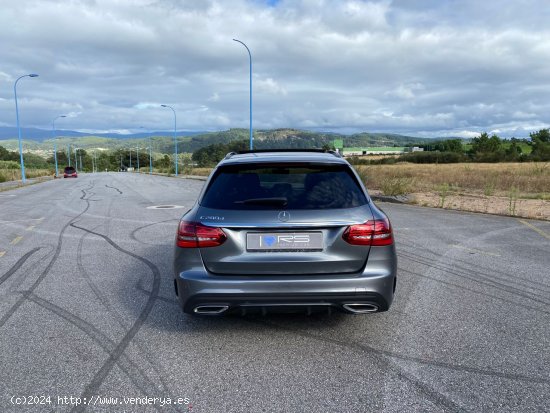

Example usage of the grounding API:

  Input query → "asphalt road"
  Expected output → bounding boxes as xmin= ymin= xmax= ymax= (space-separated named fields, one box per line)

xmin=0 ymin=173 xmax=549 ymax=413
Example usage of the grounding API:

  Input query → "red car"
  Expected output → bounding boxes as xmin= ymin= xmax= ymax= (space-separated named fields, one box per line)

xmin=63 ymin=166 xmax=78 ymax=178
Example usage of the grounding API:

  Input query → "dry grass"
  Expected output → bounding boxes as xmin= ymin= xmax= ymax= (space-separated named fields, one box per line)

xmin=0 ymin=168 xmax=54 ymax=183
xmin=356 ymin=162 xmax=550 ymax=198
xmin=187 ymin=167 xmax=212 ymax=177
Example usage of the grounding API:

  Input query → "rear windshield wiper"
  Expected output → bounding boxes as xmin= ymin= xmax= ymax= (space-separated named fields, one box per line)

xmin=235 ymin=197 xmax=288 ymax=207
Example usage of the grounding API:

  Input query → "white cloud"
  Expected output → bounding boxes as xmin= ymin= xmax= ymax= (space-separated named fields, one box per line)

xmin=255 ymin=77 xmax=287 ymax=95
xmin=134 ymin=102 xmax=162 ymax=110
xmin=385 ymin=83 xmax=424 ymax=100
xmin=0 ymin=0 xmax=548 ymax=137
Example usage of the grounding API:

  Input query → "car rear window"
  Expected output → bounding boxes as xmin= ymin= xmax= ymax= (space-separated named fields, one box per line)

xmin=201 ymin=163 xmax=367 ymax=210
xmin=64 ymin=167 xmax=75 ymax=173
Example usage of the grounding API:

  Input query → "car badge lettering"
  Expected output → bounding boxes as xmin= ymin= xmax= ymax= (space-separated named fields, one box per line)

xmin=278 ymin=235 xmax=310 ymax=243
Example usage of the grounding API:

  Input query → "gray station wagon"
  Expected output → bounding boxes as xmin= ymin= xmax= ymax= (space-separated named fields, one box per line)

xmin=173 ymin=150 xmax=397 ymax=315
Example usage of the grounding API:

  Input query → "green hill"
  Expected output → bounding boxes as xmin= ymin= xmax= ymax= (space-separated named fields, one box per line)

xmin=0 ymin=129 xmax=430 ymax=155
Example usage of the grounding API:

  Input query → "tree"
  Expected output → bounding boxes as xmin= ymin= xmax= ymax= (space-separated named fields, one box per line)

xmin=470 ymin=132 xmax=504 ymax=161
xmin=530 ymin=129 xmax=550 ymax=143
xmin=192 ymin=140 xmax=247 ymax=167
xmin=505 ymin=141 xmax=523 ymax=161
xmin=0 ymin=146 xmax=19 ymax=162
xmin=431 ymin=139 xmax=464 ymax=153
xmin=0 ymin=145 xmax=10 ymax=160
xmin=529 ymin=129 xmax=550 ymax=161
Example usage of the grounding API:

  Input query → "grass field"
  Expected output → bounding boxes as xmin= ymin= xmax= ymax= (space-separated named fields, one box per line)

xmin=0 ymin=166 xmax=54 ymax=183
xmin=356 ymin=162 xmax=550 ymax=199
xmin=171 ymin=162 xmax=550 ymax=201
xmin=2 ymin=162 xmax=548 ymax=207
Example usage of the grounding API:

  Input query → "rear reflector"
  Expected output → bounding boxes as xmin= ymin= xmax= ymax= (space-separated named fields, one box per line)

xmin=342 ymin=218 xmax=393 ymax=246
xmin=177 ymin=221 xmax=227 ymax=248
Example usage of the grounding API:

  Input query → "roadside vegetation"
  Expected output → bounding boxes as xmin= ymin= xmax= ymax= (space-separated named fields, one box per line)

xmin=1 ymin=129 xmax=549 ymax=200
xmin=0 ymin=143 xmax=197 ymax=181
xmin=355 ymin=162 xmax=549 ymax=198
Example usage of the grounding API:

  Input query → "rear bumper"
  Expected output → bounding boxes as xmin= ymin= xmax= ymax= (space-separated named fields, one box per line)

xmin=174 ymin=247 xmax=397 ymax=315
xmin=181 ymin=292 xmax=390 ymax=315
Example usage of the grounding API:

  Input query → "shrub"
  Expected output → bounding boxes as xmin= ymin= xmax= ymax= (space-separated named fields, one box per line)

xmin=0 ymin=160 xmax=21 ymax=169
xmin=398 ymin=151 xmax=466 ymax=163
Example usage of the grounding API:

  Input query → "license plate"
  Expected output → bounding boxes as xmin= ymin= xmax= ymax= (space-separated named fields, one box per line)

xmin=247 ymin=232 xmax=323 ymax=251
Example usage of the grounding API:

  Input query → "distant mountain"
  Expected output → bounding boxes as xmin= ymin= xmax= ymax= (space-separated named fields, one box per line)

xmin=0 ymin=127 xmax=435 ymax=154
xmin=0 ymin=126 xmax=207 ymax=142
xmin=171 ymin=128 xmax=434 ymax=152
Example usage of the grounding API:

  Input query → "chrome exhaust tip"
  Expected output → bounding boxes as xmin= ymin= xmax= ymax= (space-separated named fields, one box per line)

xmin=343 ymin=303 xmax=379 ymax=314
xmin=193 ymin=305 xmax=229 ymax=315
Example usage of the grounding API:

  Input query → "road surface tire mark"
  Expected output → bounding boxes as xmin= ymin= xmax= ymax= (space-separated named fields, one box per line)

xmin=77 ymin=226 xmax=128 ymax=325
xmin=0 ymin=247 xmax=41 ymax=287
xmin=244 ymin=318 xmax=468 ymax=412
xmin=76 ymin=227 xmax=178 ymax=403
xmin=398 ymin=240 xmax=550 ymax=292
xmin=136 ymin=272 xmax=465 ymax=410
xmin=26 ymin=293 xmax=173 ymax=413
xmin=399 ymin=245 xmax=550 ymax=301
xmin=69 ymin=222 xmax=160 ymax=413
xmin=399 ymin=267 xmax=550 ymax=316
xmin=399 ymin=251 xmax=550 ymax=307
xmin=105 ymin=184 xmax=123 ymax=195
xmin=249 ymin=317 xmax=550 ymax=393
xmin=136 ymin=281 xmax=474 ymax=411
xmin=135 ymin=278 xmax=179 ymax=305
xmin=100 ymin=185 xmax=184 ymax=399
xmin=110 ymin=174 xmax=157 ymax=203
xmin=0 ymin=182 xmax=95 ymax=329
xmin=129 ymin=218 xmax=178 ymax=245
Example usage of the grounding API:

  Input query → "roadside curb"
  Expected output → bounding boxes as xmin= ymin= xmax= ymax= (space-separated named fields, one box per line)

xmin=0 ymin=175 xmax=55 ymax=191
xmin=370 ymin=194 xmax=410 ymax=204
xmin=146 ymin=172 xmax=208 ymax=181
xmin=182 ymin=175 xmax=208 ymax=181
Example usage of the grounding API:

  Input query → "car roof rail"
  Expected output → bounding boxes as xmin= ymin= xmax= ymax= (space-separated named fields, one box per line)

xmin=236 ymin=149 xmax=342 ymax=158
xmin=224 ymin=152 xmax=237 ymax=159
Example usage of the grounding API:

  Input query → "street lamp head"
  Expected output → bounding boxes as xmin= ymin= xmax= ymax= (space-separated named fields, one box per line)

xmin=60 ymin=115 xmax=67 ymax=118
xmin=161 ymin=104 xmax=167 ymax=107
xmin=29 ymin=74 xmax=39 ymax=77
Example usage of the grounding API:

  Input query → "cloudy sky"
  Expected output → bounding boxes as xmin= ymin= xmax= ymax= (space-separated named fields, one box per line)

xmin=1 ymin=0 xmax=549 ymax=138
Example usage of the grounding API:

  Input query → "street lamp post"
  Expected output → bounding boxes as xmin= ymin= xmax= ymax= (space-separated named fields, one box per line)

xmin=136 ymin=145 xmax=140 ymax=172
xmin=233 ymin=39 xmax=253 ymax=150
xmin=161 ymin=104 xmax=178 ymax=176
xmin=74 ymin=148 xmax=79 ymax=172
xmin=149 ymin=137 xmax=153 ymax=175
xmin=52 ymin=115 xmax=67 ymax=177
xmin=14 ymin=73 xmax=39 ymax=183
xmin=68 ymin=144 xmax=71 ymax=167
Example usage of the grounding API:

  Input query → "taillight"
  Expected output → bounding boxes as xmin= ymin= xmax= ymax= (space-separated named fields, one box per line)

xmin=176 ymin=221 xmax=227 ymax=248
xmin=342 ymin=218 xmax=393 ymax=246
